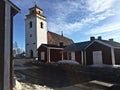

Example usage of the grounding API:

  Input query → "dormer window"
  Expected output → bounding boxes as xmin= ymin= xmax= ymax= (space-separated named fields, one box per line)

xmin=40 ymin=22 xmax=43 ymax=29
xmin=29 ymin=21 xmax=32 ymax=28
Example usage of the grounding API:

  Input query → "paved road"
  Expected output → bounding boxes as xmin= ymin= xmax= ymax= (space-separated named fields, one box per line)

xmin=14 ymin=59 xmax=119 ymax=90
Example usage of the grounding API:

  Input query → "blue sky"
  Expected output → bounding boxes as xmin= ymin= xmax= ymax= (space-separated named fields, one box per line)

xmin=11 ymin=0 xmax=120 ymax=50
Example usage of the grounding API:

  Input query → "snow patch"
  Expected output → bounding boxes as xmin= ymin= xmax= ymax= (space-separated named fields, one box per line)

xmin=13 ymin=80 xmax=53 ymax=90
xmin=57 ymin=60 xmax=79 ymax=65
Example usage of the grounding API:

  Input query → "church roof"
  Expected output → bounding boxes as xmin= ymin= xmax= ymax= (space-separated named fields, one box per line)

xmin=47 ymin=31 xmax=74 ymax=46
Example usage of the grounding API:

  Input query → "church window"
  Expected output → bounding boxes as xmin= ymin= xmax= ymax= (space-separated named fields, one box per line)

xmin=32 ymin=10 xmax=34 ymax=13
xmin=40 ymin=22 xmax=43 ymax=29
xmin=29 ymin=21 xmax=32 ymax=28
xmin=30 ymin=34 xmax=32 ymax=37
xmin=38 ymin=11 xmax=40 ymax=14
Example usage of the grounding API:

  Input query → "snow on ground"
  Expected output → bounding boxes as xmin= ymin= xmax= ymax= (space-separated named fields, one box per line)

xmin=89 ymin=64 xmax=120 ymax=68
xmin=57 ymin=60 xmax=79 ymax=65
xmin=13 ymin=80 xmax=53 ymax=90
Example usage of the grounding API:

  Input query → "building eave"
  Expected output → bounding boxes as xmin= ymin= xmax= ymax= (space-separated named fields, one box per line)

xmin=4 ymin=0 xmax=21 ymax=14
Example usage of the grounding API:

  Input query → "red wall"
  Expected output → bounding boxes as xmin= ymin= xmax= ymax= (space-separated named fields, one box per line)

xmin=38 ymin=46 xmax=66 ymax=62
xmin=38 ymin=46 xmax=47 ymax=62
xmin=50 ymin=49 xmax=62 ymax=62
xmin=86 ymin=42 xmax=112 ymax=65
xmin=75 ymin=51 xmax=82 ymax=64
xmin=114 ymin=48 xmax=120 ymax=65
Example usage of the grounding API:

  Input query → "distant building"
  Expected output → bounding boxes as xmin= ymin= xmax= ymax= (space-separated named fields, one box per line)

xmin=25 ymin=5 xmax=73 ymax=58
xmin=64 ymin=37 xmax=120 ymax=65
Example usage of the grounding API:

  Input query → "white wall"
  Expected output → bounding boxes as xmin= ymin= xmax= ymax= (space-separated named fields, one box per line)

xmin=36 ymin=17 xmax=47 ymax=48
xmin=25 ymin=16 xmax=47 ymax=58
xmin=25 ymin=16 xmax=37 ymax=57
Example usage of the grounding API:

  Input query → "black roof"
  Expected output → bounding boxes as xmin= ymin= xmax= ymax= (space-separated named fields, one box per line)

xmin=101 ymin=40 xmax=120 ymax=47
xmin=64 ymin=39 xmax=120 ymax=52
xmin=64 ymin=41 xmax=92 ymax=52
xmin=41 ymin=44 xmax=66 ymax=48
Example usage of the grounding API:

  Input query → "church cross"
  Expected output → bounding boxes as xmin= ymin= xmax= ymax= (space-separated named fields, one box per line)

xmin=34 ymin=0 xmax=37 ymax=5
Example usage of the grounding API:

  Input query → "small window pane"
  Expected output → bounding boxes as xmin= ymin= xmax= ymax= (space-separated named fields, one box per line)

xmin=40 ymin=22 xmax=43 ymax=29
xmin=30 ymin=21 xmax=32 ymax=28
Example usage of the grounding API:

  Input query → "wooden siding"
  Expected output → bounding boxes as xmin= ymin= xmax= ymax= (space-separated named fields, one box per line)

xmin=114 ymin=48 xmax=120 ymax=65
xmin=63 ymin=52 xmax=67 ymax=60
xmin=50 ymin=49 xmax=62 ymax=62
xmin=38 ymin=46 xmax=47 ymax=62
xmin=86 ymin=42 xmax=112 ymax=65
xmin=75 ymin=51 xmax=82 ymax=64
xmin=0 ymin=1 xmax=5 ymax=90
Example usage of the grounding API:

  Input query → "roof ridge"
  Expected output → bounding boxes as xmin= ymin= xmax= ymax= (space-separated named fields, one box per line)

xmin=47 ymin=31 xmax=73 ymax=41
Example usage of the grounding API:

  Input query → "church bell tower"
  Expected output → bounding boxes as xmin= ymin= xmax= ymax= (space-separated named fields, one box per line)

xmin=25 ymin=5 xmax=47 ymax=58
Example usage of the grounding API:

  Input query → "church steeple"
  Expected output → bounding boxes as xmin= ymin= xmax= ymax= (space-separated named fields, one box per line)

xmin=25 ymin=2 xmax=47 ymax=58
xmin=26 ymin=4 xmax=46 ymax=21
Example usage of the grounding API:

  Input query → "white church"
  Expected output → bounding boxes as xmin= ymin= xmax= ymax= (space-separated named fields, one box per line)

xmin=25 ymin=5 xmax=73 ymax=58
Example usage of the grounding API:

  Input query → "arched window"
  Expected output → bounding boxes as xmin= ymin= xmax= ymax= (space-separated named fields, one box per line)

xmin=40 ymin=22 xmax=43 ymax=29
xmin=29 ymin=21 xmax=32 ymax=28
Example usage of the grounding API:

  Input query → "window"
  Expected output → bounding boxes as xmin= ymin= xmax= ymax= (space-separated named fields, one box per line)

xmin=41 ymin=52 xmax=45 ymax=60
xmin=67 ymin=52 xmax=75 ymax=60
xmin=32 ymin=10 xmax=34 ymax=13
xmin=29 ymin=21 xmax=32 ymax=28
xmin=38 ymin=11 xmax=40 ymax=14
xmin=40 ymin=22 xmax=43 ymax=29
xmin=30 ymin=34 xmax=32 ymax=37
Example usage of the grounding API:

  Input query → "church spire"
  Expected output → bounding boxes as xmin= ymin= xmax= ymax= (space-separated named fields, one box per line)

xmin=34 ymin=0 xmax=37 ymax=6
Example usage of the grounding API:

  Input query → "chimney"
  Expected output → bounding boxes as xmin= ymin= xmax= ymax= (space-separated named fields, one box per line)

xmin=90 ymin=37 xmax=95 ymax=41
xmin=98 ymin=36 xmax=102 ymax=40
xmin=109 ymin=38 xmax=114 ymax=42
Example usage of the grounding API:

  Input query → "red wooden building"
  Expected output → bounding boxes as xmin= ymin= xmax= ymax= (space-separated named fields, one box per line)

xmin=0 ymin=0 xmax=20 ymax=90
xmin=64 ymin=37 xmax=120 ymax=65
xmin=38 ymin=44 xmax=67 ymax=62
xmin=38 ymin=31 xmax=73 ymax=62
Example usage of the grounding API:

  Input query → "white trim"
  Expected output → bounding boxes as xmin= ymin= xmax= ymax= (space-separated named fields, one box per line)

xmin=81 ymin=51 xmax=83 ymax=64
xmin=4 ymin=0 xmax=20 ymax=13
xmin=84 ymin=51 xmax=86 ymax=65
xmin=4 ymin=3 xmax=11 ymax=90
xmin=85 ymin=40 xmax=113 ymax=50
xmin=111 ymin=48 xmax=115 ymax=65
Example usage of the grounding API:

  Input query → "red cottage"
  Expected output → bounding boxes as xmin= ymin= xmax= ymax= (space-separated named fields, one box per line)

xmin=64 ymin=37 xmax=120 ymax=65
xmin=38 ymin=44 xmax=67 ymax=62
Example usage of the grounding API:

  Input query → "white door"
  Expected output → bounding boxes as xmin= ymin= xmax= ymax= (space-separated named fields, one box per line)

xmin=41 ymin=52 xmax=45 ymax=60
xmin=71 ymin=52 xmax=75 ymax=60
xmin=93 ymin=51 xmax=103 ymax=64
